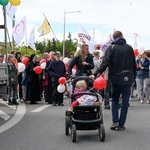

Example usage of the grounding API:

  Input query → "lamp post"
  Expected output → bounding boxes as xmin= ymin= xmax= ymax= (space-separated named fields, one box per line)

xmin=93 ymin=26 xmax=102 ymax=40
xmin=63 ymin=10 xmax=81 ymax=58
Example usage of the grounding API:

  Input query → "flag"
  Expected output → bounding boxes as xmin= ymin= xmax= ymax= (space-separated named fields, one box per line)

xmin=12 ymin=16 xmax=26 ymax=44
xmin=28 ymin=28 xmax=36 ymax=50
xmin=78 ymin=24 xmax=98 ymax=52
xmin=101 ymin=34 xmax=113 ymax=53
xmin=6 ymin=2 xmax=17 ymax=19
xmin=37 ymin=16 xmax=50 ymax=36
xmin=134 ymin=33 xmax=140 ymax=49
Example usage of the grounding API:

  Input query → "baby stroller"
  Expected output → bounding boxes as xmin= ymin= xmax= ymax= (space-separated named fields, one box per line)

xmin=65 ymin=76 xmax=105 ymax=142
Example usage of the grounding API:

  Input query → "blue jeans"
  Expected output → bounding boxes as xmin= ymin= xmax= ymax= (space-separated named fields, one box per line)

xmin=111 ymin=83 xmax=131 ymax=126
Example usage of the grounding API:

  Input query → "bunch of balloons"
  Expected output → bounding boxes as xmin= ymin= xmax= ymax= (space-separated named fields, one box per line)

xmin=57 ymin=77 xmax=66 ymax=93
xmin=0 ymin=0 xmax=21 ymax=6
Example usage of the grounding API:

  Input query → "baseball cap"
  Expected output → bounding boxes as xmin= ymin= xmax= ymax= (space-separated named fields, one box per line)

xmin=0 ymin=54 xmax=4 ymax=57
xmin=54 ymin=51 xmax=61 ymax=57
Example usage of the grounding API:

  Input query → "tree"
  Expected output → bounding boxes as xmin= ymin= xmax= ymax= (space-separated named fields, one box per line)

xmin=65 ymin=32 xmax=78 ymax=57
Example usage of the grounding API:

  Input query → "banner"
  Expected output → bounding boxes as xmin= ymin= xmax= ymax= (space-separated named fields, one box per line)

xmin=37 ymin=16 xmax=50 ymax=36
xmin=6 ymin=2 xmax=17 ymax=19
xmin=77 ymin=24 xmax=98 ymax=52
xmin=28 ymin=28 xmax=36 ymax=50
xmin=12 ymin=16 xmax=26 ymax=44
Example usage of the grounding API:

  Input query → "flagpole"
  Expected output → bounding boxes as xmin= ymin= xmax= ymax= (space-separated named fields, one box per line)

xmin=25 ymin=26 xmax=28 ymax=54
xmin=12 ymin=15 xmax=15 ymax=50
xmin=3 ymin=6 xmax=8 ymax=62
xmin=43 ymin=13 xmax=57 ymax=41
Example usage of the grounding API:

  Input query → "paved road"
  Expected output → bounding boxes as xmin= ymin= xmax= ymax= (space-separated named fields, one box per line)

xmin=0 ymin=98 xmax=150 ymax=150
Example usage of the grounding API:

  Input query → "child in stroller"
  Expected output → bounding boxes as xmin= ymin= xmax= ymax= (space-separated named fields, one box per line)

xmin=65 ymin=76 xmax=105 ymax=142
xmin=67 ymin=80 xmax=102 ymax=112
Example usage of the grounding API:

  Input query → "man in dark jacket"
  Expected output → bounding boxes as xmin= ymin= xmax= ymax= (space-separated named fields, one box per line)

xmin=93 ymin=31 xmax=136 ymax=131
xmin=47 ymin=51 xmax=66 ymax=106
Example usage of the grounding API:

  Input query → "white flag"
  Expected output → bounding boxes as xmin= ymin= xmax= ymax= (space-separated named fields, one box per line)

xmin=12 ymin=16 xmax=26 ymax=44
xmin=78 ymin=24 xmax=98 ymax=52
xmin=28 ymin=28 xmax=36 ymax=50
xmin=134 ymin=33 xmax=139 ymax=49
xmin=6 ymin=2 xmax=17 ymax=19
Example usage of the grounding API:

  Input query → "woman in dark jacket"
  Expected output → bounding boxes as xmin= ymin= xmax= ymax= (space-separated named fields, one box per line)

xmin=136 ymin=51 xmax=150 ymax=104
xmin=25 ymin=54 xmax=41 ymax=104
xmin=68 ymin=44 xmax=94 ymax=77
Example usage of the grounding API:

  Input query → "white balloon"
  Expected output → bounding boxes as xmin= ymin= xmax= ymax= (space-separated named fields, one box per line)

xmin=57 ymin=84 xmax=65 ymax=93
xmin=63 ymin=57 xmax=69 ymax=64
xmin=40 ymin=62 xmax=46 ymax=69
xmin=99 ymin=50 xmax=104 ymax=57
xmin=72 ymin=69 xmax=76 ymax=75
xmin=138 ymin=47 xmax=145 ymax=55
xmin=18 ymin=63 xmax=25 ymax=72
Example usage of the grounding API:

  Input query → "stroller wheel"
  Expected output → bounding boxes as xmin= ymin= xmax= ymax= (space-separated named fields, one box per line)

xmin=65 ymin=116 xmax=70 ymax=135
xmin=71 ymin=124 xmax=76 ymax=142
xmin=99 ymin=124 xmax=105 ymax=142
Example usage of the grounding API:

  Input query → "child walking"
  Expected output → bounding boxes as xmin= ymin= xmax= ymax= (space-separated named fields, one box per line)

xmin=7 ymin=54 xmax=19 ymax=105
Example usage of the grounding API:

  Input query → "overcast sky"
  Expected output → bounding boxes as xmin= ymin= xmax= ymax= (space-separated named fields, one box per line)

xmin=0 ymin=0 xmax=150 ymax=49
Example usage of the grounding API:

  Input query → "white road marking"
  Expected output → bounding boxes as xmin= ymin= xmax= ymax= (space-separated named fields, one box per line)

xmin=0 ymin=110 xmax=11 ymax=121
xmin=0 ymin=103 xmax=26 ymax=134
xmin=31 ymin=105 xmax=51 ymax=112
xmin=0 ymin=99 xmax=16 ymax=109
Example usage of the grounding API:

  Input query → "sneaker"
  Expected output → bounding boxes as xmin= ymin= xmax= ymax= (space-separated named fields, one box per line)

xmin=8 ymin=102 xmax=14 ymax=105
xmin=58 ymin=103 xmax=64 ymax=106
xmin=110 ymin=122 xmax=119 ymax=130
xmin=53 ymin=103 xmax=57 ymax=106
xmin=118 ymin=126 xmax=126 ymax=131
xmin=146 ymin=100 xmax=150 ymax=104
xmin=140 ymin=100 xmax=144 ymax=104
xmin=13 ymin=102 xmax=19 ymax=105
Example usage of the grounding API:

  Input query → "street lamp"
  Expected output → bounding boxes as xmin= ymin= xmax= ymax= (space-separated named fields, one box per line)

xmin=63 ymin=10 xmax=81 ymax=57
xmin=93 ymin=26 xmax=102 ymax=40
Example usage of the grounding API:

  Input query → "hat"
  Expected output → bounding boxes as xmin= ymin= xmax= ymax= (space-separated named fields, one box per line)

xmin=54 ymin=51 xmax=61 ymax=57
xmin=0 ymin=54 xmax=4 ymax=57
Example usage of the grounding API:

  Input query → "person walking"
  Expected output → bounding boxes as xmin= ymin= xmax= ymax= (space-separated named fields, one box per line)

xmin=7 ymin=54 xmax=19 ymax=105
xmin=136 ymin=51 xmax=150 ymax=104
xmin=47 ymin=51 xmax=66 ymax=106
xmin=45 ymin=51 xmax=55 ymax=104
xmin=91 ymin=31 xmax=136 ymax=131
xmin=68 ymin=44 xmax=94 ymax=77
xmin=25 ymin=54 xmax=41 ymax=104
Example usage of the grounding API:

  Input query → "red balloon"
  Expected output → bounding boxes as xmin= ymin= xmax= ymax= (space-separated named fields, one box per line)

xmin=34 ymin=66 xmax=42 ymax=74
xmin=93 ymin=77 xmax=106 ymax=90
xmin=58 ymin=77 xmax=66 ymax=84
xmin=22 ymin=57 xmax=29 ymax=65
xmin=134 ymin=49 xmax=139 ymax=56
xmin=40 ymin=59 xmax=46 ymax=64
xmin=96 ymin=45 xmax=101 ymax=50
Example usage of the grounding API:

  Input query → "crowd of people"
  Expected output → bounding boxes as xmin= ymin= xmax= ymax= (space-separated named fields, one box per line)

xmin=0 ymin=30 xmax=150 ymax=131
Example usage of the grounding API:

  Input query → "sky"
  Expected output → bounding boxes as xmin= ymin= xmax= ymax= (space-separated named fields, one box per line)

xmin=0 ymin=0 xmax=150 ymax=49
